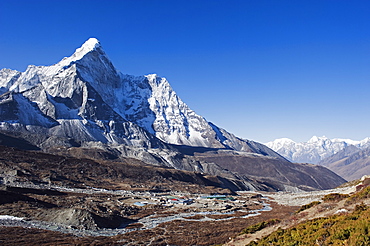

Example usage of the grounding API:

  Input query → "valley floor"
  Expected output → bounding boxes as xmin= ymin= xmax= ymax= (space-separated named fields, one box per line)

xmin=0 ymin=181 xmax=300 ymax=246
xmin=0 ymin=180 xmax=359 ymax=246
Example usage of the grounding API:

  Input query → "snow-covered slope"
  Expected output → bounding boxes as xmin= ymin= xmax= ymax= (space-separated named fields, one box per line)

xmin=266 ymin=136 xmax=370 ymax=164
xmin=0 ymin=38 xmax=282 ymax=159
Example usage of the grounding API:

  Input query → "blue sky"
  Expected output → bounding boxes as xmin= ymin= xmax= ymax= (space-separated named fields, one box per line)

xmin=1 ymin=0 xmax=370 ymax=143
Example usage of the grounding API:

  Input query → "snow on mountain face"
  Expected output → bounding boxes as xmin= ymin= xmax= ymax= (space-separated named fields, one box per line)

xmin=0 ymin=38 xmax=283 ymax=159
xmin=266 ymin=136 xmax=370 ymax=164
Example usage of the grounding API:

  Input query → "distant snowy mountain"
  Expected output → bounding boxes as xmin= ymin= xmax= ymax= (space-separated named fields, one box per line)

xmin=266 ymin=136 xmax=370 ymax=164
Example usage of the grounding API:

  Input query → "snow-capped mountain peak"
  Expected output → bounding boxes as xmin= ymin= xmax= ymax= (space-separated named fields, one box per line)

xmin=274 ymin=138 xmax=295 ymax=145
xmin=60 ymin=37 xmax=101 ymax=65
xmin=0 ymin=38 xmax=285 ymax=159
xmin=307 ymin=135 xmax=329 ymax=143
xmin=332 ymin=137 xmax=370 ymax=146
xmin=78 ymin=37 xmax=101 ymax=52
xmin=264 ymin=138 xmax=295 ymax=151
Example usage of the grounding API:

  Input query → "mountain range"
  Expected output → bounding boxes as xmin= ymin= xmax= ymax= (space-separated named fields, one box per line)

xmin=0 ymin=38 xmax=345 ymax=191
xmin=267 ymin=136 xmax=370 ymax=181
xmin=266 ymin=136 xmax=370 ymax=164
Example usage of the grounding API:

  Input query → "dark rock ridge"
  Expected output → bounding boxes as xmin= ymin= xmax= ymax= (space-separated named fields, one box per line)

xmin=0 ymin=38 xmax=345 ymax=191
xmin=0 ymin=144 xmax=244 ymax=193
xmin=319 ymin=145 xmax=370 ymax=181
xmin=194 ymin=150 xmax=345 ymax=191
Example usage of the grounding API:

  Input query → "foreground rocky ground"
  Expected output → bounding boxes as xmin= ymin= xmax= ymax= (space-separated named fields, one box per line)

xmin=0 ymin=144 xmax=297 ymax=245
xmin=226 ymin=178 xmax=369 ymax=246
xmin=0 ymin=178 xmax=361 ymax=246
xmin=0 ymin=181 xmax=300 ymax=245
xmin=0 ymin=144 xmax=365 ymax=245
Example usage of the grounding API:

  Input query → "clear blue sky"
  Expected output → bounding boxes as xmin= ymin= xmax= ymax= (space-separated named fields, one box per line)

xmin=1 ymin=0 xmax=370 ymax=143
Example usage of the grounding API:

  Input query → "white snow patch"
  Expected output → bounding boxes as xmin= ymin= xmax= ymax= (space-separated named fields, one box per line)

xmin=57 ymin=38 xmax=101 ymax=70
xmin=0 ymin=215 xmax=24 ymax=221
xmin=334 ymin=209 xmax=348 ymax=214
